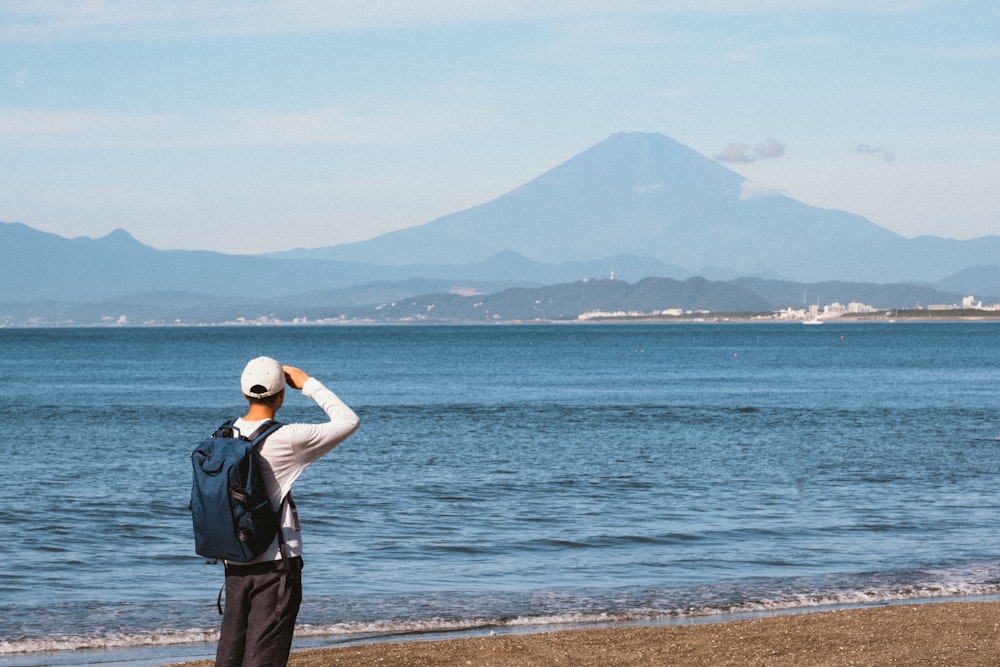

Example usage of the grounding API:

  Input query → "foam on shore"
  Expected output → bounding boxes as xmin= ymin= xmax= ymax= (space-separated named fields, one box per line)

xmin=169 ymin=601 xmax=1000 ymax=667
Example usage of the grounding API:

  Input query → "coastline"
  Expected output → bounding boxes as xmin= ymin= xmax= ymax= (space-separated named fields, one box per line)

xmin=173 ymin=600 xmax=1000 ymax=667
xmin=6 ymin=310 xmax=1000 ymax=327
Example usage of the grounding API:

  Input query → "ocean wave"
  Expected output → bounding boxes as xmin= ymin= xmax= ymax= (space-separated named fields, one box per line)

xmin=6 ymin=581 xmax=1000 ymax=657
xmin=0 ymin=628 xmax=218 ymax=656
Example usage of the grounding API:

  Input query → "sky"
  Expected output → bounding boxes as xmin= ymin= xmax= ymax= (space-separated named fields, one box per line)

xmin=1 ymin=1 xmax=998 ymax=255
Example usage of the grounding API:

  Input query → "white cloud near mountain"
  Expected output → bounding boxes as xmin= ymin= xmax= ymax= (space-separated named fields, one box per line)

xmin=633 ymin=183 xmax=667 ymax=194
xmin=715 ymin=138 xmax=786 ymax=163
xmin=856 ymin=144 xmax=896 ymax=163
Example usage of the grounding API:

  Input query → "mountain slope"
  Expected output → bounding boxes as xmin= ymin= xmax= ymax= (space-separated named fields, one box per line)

xmin=279 ymin=133 xmax=900 ymax=276
xmin=276 ymin=132 xmax=1000 ymax=284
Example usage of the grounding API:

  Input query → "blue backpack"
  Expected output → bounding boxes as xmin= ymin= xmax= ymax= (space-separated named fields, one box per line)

xmin=190 ymin=419 xmax=283 ymax=562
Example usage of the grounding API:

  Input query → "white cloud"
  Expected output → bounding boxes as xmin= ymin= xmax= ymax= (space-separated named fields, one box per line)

xmin=754 ymin=137 xmax=786 ymax=159
xmin=715 ymin=138 xmax=786 ymax=163
xmin=0 ymin=97 xmax=471 ymax=148
xmin=856 ymin=143 xmax=896 ymax=163
xmin=738 ymin=180 xmax=779 ymax=200
xmin=0 ymin=0 xmax=934 ymax=43
xmin=0 ymin=108 xmax=178 ymax=143
xmin=715 ymin=142 xmax=753 ymax=163
xmin=929 ymin=45 xmax=1000 ymax=60
xmin=655 ymin=87 xmax=689 ymax=100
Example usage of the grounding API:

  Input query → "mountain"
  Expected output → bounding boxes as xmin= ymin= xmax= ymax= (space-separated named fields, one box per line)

xmin=4 ymin=131 xmax=1000 ymax=316
xmin=271 ymin=132 xmax=1000 ymax=284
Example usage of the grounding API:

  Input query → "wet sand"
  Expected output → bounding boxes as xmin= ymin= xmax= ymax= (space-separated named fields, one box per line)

xmin=175 ymin=600 xmax=1000 ymax=666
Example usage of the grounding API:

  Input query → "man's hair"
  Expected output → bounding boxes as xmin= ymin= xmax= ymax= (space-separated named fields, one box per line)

xmin=246 ymin=389 xmax=283 ymax=407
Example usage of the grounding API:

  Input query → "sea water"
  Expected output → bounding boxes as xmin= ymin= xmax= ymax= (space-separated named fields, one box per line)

xmin=2 ymin=323 xmax=1000 ymax=666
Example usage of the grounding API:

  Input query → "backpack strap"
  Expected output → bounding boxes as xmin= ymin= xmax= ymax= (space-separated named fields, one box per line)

xmin=245 ymin=419 xmax=287 ymax=539
xmin=245 ymin=419 xmax=283 ymax=444
xmin=244 ymin=419 xmax=287 ymax=544
xmin=244 ymin=419 xmax=298 ymax=603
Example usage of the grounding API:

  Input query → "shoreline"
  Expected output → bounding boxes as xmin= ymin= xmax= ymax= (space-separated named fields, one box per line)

xmin=7 ymin=312 xmax=1000 ymax=328
xmin=173 ymin=600 xmax=1000 ymax=667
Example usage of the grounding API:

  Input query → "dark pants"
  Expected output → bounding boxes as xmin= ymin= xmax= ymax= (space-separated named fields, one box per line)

xmin=215 ymin=557 xmax=304 ymax=667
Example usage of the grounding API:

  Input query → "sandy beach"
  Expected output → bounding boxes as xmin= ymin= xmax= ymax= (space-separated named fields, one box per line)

xmin=175 ymin=600 xmax=1000 ymax=666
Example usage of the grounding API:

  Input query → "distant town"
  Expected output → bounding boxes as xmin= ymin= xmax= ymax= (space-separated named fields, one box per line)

xmin=78 ymin=295 xmax=1000 ymax=327
xmin=579 ymin=295 xmax=1000 ymax=324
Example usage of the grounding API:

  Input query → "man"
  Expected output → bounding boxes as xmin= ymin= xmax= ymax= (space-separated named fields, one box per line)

xmin=216 ymin=356 xmax=360 ymax=667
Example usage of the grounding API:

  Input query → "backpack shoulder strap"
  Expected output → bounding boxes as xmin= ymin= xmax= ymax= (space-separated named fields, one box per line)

xmin=246 ymin=419 xmax=291 ymax=566
xmin=245 ymin=420 xmax=283 ymax=445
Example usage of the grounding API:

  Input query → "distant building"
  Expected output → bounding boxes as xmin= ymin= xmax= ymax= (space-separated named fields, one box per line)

xmin=963 ymin=295 xmax=981 ymax=308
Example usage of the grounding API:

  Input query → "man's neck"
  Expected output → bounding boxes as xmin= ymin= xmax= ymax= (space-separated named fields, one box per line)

xmin=244 ymin=405 xmax=277 ymax=421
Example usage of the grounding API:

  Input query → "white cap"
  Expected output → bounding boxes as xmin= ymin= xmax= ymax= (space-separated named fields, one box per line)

xmin=241 ymin=356 xmax=285 ymax=399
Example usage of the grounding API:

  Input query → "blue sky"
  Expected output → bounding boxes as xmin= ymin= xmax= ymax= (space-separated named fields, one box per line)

xmin=2 ymin=1 xmax=998 ymax=254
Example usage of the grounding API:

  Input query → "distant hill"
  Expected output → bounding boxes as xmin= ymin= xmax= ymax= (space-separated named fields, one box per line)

xmin=935 ymin=266 xmax=1000 ymax=298
xmin=732 ymin=278 xmax=971 ymax=311
xmin=0 ymin=221 xmax=685 ymax=303
xmin=345 ymin=277 xmax=774 ymax=322
xmin=0 ymin=222 xmax=369 ymax=301
xmin=335 ymin=277 xmax=972 ymax=323
xmin=0 ymin=275 xmax=973 ymax=326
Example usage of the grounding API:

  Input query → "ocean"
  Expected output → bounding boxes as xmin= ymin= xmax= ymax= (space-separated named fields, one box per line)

xmin=2 ymin=322 xmax=1000 ymax=666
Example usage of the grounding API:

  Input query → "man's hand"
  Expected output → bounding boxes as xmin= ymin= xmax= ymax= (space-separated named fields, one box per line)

xmin=283 ymin=365 xmax=311 ymax=390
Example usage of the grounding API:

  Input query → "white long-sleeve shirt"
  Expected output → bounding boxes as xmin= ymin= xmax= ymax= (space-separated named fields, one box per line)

xmin=231 ymin=376 xmax=360 ymax=563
